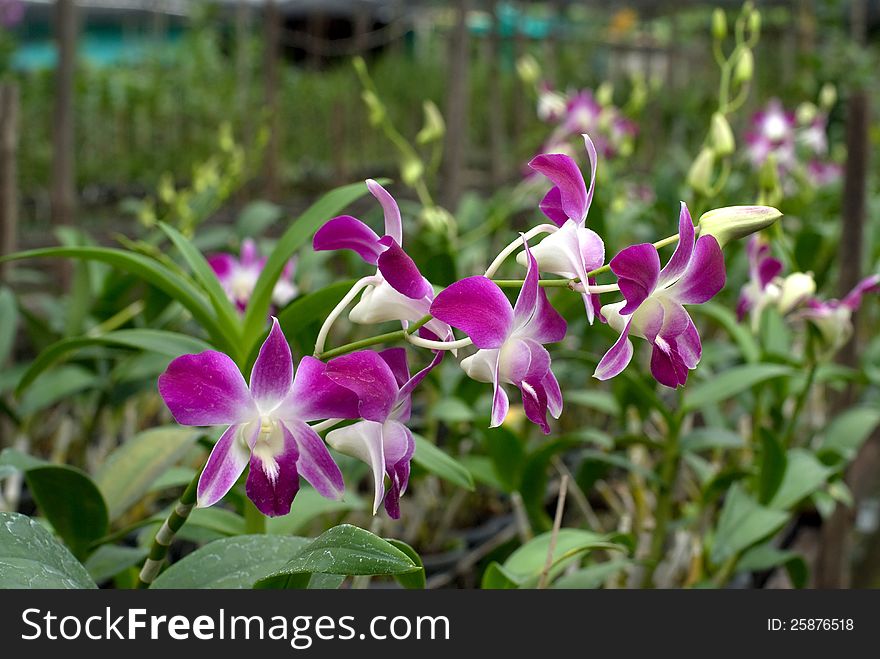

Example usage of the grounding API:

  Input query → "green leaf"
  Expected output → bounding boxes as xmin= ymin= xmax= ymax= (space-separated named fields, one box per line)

xmin=159 ymin=223 xmax=241 ymax=344
xmin=680 ymin=427 xmax=746 ymax=453
xmin=412 ymin=433 xmax=474 ymax=491
xmin=277 ymin=279 xmax=357 ymax=340
xmin=757 ymin=428 xmax=787 ymax=505
xmin=737 ymin=542 xmax=808 ymax=588
xmin=266 ymin=487 xmax=366 ymax=536
xmin=386 ymin=539 xmax=426 ymax=589
xmin=428 ymin=397 xmax=475 ymax=423
xmin=18 ymin=365 xmax=98 ymax=416
xmin=691 ymin=302 xmax=760 ymax=363
xmin=16 ymin=330 xmax=213 ymax=394
xmin=237 ymin=201 xmax=283 ymax=237
xmin=0 ymin=287 xmax=18 ymax=364
xmin=0 ymin=448 xmax=47 ymax=471
xmin=483 ymin=426 xmax=525 ymax=492
xmin=711 ymin=484 xmax=789 ymax=564
xmin=0 ymin=512 xmax=97 ymax=588
xmin=565 ymin=389 xmax=620 ymax=416
xmin=0 ymin=246 xmax=235 ymax=352
xmin=818 ymin=407 xmax=880 ymax=463
xmin=481 ymin=561 xmax=524 ymax=589
xmin=769 ymin=449 xmax=833 ymax=510
xmin=151 ymin=535 xmax=310 ymax=589
xmin=684 ymin=364 xmax=794 ymax=411
xmin=552 ymin=559 xmax=633 ymax=589
xmin=185 ymin=507 xmax=247 ymax=536
xmin=84 ymin=544 xmax=148 ymax=583
xmin=24 ymin=465 xmax=109 ymax=560
xmin=242 ymin=181 xmax=380 ymax=349
xmin=254 ymin=524 xmax=419 ymax=588
xmin=94 ymin=426 xmax=201 ymax=521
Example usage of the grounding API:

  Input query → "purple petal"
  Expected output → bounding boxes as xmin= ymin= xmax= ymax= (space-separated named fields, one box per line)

xmin=676 ymin=318 xmax=703 ymax=369
xmin=197 ymin=424 xmax=251 ymax=508
xmin=246 ymin=424 xmax=300 ymax=517
xmin=580 ymin=133 xmax=598 ymax=219
xmin=490 ymin=354 xmax=509 ymax=428
xmin=520 ymin=375 xmax=550 ymax=434
xmin=249 ymin=318 xmax=292 ymax=413
xmin=538 ymin=186 xmax=568 ymax=227
xmin=593 ymin=322 xmax=634 ymax=381
xmin=312 ymin=215 xmax=382 ymax=264
xmin=657 ymin=203 xmax=695 ymax=287
xmin=159 ymin=351 xmax=256 ymax=426
xmin=285 ymin=420 xmax=344 ymax=500
xmin=283 ymin=356 xmax=360 ymax=422
xmin=208 ymin=253 xmax=236 ymax=282
xmin=324 ymin=351 xmax=399 ymax=422
xmin=667 ymin=235 xmax=726 ymax=305
xmin=384 ymin=460 xmax=408 ymax=519
xmin=528 ymin=153 xmax=588 ymax=223
xmin=430 ymin=276 xmax=513 ymax=349
xmin=240 ymin=238 xmax=260 ymax=267
xmin=366 ymin=179 xmax=403 ymax=245
xmin=513 ymin=239 xmax=540 ymax=328
xmin=842 ymin=274 xmax=880 ymax=310
xmin=610 ymin=244 xmax=660 ymax=314
xmin=758 ymin=256 xmax=783 ymax=289
xmin=542 ymin=369 xmax=563 ymax=419
xmin=736 ymin=293 xmax=751 ymax=321
xmin=377 ymin=237 xmax=432 ymax=299
xmin=397 ymin=349 xmax=444 ymax=405
xmin=502 ymin=337 xmax=551 ymax=384
xmin=650 ymin=337 xmax=690 ymax=388
xmin=381 ymin=421 xmax=415 ymax=519
xmin=378 ymin=348 xmax=410 ymax=388
xmin=325 ymin=420 xmax=386 ymax=514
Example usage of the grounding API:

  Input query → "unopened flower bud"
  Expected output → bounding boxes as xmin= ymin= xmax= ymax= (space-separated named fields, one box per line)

xmin=796 ymin=102 xmax=818 ymax=126
xmin=687 ymin=147 xmax=715 ymax=194
xmin=416 ymin=100 xmax=445 ymax=145
xmin=819 ymin=83 xmax=837 ymax=110
xmin=712 ymin=9 xmax=727 ymax=40
xmin=597 ymin=81 xmax=614 ymax=107
xmin=516 ymin=55 xmax=540 ymax=85
xmin=362 ymin=90 xmax=385 ymax=126
xmin=734 ymin=48 xmax=754 ymax=84
xmin=748 ymin=10 xmax=761 ymax=38
xmin=698 ymin=205 xmax=782 ymax=248
xmin=778 ymin=272 xmax=816 ymax=314
xmin=400 ymin=155 xmax=424 ymax=187
xmin=709 ymin=112 xmax=735 ymax=156
xmin=420 ymin=205 xmax=455 ymax=234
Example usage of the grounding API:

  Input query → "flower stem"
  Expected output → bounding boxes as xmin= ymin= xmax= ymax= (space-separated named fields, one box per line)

xmin=782 ymin=361 xmax=818 ymax=447
xmin=136 ymin=468 xmax=200 ymax=589
xmin=315 ymin=315 xmax=432 ymax=361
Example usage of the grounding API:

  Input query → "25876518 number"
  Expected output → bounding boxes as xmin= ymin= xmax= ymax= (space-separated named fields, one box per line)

xmin=771 ymin=619 xmax=854 ymax=631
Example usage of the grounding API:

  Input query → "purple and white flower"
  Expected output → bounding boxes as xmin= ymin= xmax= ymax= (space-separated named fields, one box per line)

xmin=518 ymin=134 xmax=605 ymax=323
xmin=158 ymin=319 xmax=359 ymax=517
xmin=209 ymin=238 xmax=298 ymax=312
xmin=431 ymin=240 xmax=567 ymax=434
xmin=324 ymin=348 xmax=443 ymax=518
xmin=594 ymin=203 xmax=726 ymax=388
xmin=313 ymin=179 xmax=450 ymax=339
xmin=737 ymin=236 xmax=783 ymax=329
xmin=797 ymin=275 xmax=879 ymax=354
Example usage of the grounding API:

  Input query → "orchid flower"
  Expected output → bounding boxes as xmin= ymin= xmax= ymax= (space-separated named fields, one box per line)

xmin=312 ymin=179 xmax=450 ymax=341
xmin=796 ymin=275 xmax=880 ymax=355
xmin=594 ymin=203 xmax=726 ymax=388
xmin=431 ymin=240 xmax=567 ymax=434
xmin=158 ymin=319 xmax=359 ymax=517
xmin=208 ymin=238 xmax=298 ymax=312
xmin=324 ymin=348 xmax=443 ymax=518
xmin=515 ymin=134 xmax=605 ymax=323
xmin=737 ymin=235 xmax=783 ymax=330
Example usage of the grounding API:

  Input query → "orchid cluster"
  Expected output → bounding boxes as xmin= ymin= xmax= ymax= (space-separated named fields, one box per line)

xmin=158 ymin=132 xmax=780 ymax=521
xmin=745 ymin=96 xmax=842 ymax=191
xmin=738 ymin=235 xmax=878 ymax=355
xmin=208 ymin=238 xmax=298 ymax=312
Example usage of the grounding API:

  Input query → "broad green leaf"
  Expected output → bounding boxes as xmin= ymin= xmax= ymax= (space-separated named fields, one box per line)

xmin=185 ymin=507 xmax=247 ymax=536
xmin=242 ymin=181 xmax=382 ymax=349
xmin=267 ymin=487 xmax=366 ymax=536
xmin=483 ymin=426 xmax=525 ymax=492
xmin=16 ymin=330 xmax=213 ymax=394
xmin=428 ymin=397 xmax=475 ymax=423
xmin=386 ymin=538 xmax=426 ymax=589
xmin=737 ymin=542 xmax=808 ymax=588
xmin=0 ymin=448 xmax=47 ymax=471
xmin=0 ymin=287 xmax=18 ymax=364
xmin=818 ymin=407 xmax=880 ymax=463
xmin=552 ymin=559 xmax=633 ymax=589
xmin=277 ymin=279 xmax=357 ymax=339
xmin=18 ymin=365 xmax=98 ymax=416
xmin=84 ymin=544 xmax=148 ymax=583
xmin=684 ymin=364 xmax=794 ymax=411
xmin=24 ymin=465 xmax=109 ymax=560
xmin=151 ymin=535 xmax=310 ymax=589
xmin=94 ymin=426 xmax=201 ymax=521
xmin=503 ymin=529 xmax=626 ymax=587
xmin=769 ymin=449 xmax=833 ymax=510
xmin=680 ymin=428 xmax=746 ymax=453
xmin=711 ymin=484 xmax=788 ymax=564
xmin=481 ymin=561 xmax=524 ymax=589
xmin=160 ymin=223 xmax=241 ymax=345
xmin=412 ymin=433 xmax=474 ymax=491
xmin=0 ymin=246 xmax=234 ymax=352
xmin=565 ymin=389 xmax=620 ymax=416
xmin=0 ymin=512 xmax=97 ymax=588
xmin=254 ymin=524 xmax=419 ymax=588
xmin=237 ymin=201 xmax=283 ymax=237
xmin=691 ymin=302 xmax=760 ymax=363
xmin=757 ymin=428 xmax=787 ymax=505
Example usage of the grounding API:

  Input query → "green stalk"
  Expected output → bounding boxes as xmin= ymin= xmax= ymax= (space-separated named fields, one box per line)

xmin=782 ymin=361 xmax=818 ymax=447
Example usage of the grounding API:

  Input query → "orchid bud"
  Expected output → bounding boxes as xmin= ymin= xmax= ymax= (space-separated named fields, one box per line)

xmin=516 ymin=55 xmax=540 ymax=85
xmin=698 ymin=205 xmax=782 ymax=248
xmin=420 ymin=205 xmax=455 ymax=234
xmin=416 ymin=100 xmax=445 ymax=145
xmin=778 ymin=272 xmax=816 ymax=314
xmin=709 ymin=112 xmax=735 ymax=156
xmin=820 ymin=83 xmax=837 ymax=110
xmin=400 ymin=155 xmax=424 ymax=187
xmin=734 ymin=48 xmax=754 ymax=83
xmin=687 ymin=147 xmax=715 ymax=194
xmin=712 ymin=9 xmax=727 ymax=40
xmin=362 ymin=90 xmax=385 ymax=126
xmin=796 ymin=102 xmax=818 ymax=126
xmin=597 ymin=81 xmax=614 ymax=107
xmin=748 ymin=9 xmax=761 ymax=39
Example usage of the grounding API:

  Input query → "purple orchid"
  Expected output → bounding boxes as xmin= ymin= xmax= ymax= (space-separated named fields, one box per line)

xmin=324 ymin=348 xmax=443 ymax=518
xmin=737 ymin=235 xmax=783 ymax=329
xmin=158 ymin=319 xmax=360 ymax=517
xmin=313 ymin=179 xmax=450 ymax=339
xmin=520 ymin=134 xmax=605 ymax=323
xmin=208 ymin=238 xmax=298 ymax=312
xmin=431 ymin=240 xmax=567 ymax=434
xmin=797 ymin=275 xmax=880 ymax=354
xmin=746 ymin=99 xmax=797 ymax=170
xmin=594 ymin=203 xmax=726 ymax=388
